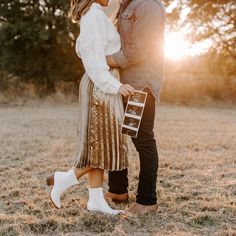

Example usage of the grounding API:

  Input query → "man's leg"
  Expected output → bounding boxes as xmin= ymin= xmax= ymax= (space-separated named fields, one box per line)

xmin=108 ymin=168 xmax=128 ymax=195
xmin=107 ymin=88 xmax=158 ymax=205
xmin=132 ymin=88 xmax=158 ymax=206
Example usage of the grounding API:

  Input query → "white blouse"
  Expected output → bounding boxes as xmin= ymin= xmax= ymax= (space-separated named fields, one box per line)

xmin=103 ymin=0 xmax=123 ymax=23
xmin=76 ymin=2 xmax=122 ymax=94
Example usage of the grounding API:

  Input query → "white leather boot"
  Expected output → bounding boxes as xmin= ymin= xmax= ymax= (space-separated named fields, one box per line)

xmin=87 ymin=187 xmax=124 ymax=215
xmin=50 ymin=168 xmax=79 ymax=209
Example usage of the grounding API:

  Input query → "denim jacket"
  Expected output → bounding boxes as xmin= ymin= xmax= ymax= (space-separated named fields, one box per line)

xmin=113 ymin=0 xmax=166 ymax=100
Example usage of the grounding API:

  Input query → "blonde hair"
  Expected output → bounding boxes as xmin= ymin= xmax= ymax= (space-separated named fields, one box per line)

xmin=69 ymin=0 xmax=96 ymax=23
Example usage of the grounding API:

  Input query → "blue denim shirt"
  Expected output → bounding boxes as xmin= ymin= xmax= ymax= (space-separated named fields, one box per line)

xmin=113 ymin=0 xmax=166 ymax=100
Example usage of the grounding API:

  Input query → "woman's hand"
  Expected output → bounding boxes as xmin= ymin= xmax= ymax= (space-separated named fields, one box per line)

xmin=118 ymin=84 xmax=135 ymax=97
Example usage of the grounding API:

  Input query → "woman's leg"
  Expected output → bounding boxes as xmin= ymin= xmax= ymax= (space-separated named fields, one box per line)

xmin=88 ymin=168 xmax=104 ymax=187
xmin=74 ymin=167 xmax=93 ymax=180
xmin=47 ymin=167 xmax=102 ymax=209
xmin=48 ymin=167 xmax=123 ymax=214
xmin=48 ymin=167 xmax=93 ymax=209
xmin=86 ymin=169 xmax=123 ymax=215
xmin=47 ymin=167 xmax=93 ymax=186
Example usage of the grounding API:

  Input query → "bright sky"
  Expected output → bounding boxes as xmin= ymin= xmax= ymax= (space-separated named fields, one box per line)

xmin=164 ymin=32 xmax=213 ymax=60
xmin=164 ymin=3 xmax=213 ymax=60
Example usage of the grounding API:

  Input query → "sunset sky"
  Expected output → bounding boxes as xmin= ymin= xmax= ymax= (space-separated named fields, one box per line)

xmin=164 ymin=32 xmax=213 ymax=60
xmin=164 ymin=3 xmax=213 ymax=60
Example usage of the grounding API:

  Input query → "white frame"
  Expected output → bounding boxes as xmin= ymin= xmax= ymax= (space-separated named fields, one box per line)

xmin=121 ymin=90 xmax=147 ymax=138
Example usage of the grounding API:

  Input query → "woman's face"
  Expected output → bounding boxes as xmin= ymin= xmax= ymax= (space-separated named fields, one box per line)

xmin=96 ymin=0 xmax=109 ymax=7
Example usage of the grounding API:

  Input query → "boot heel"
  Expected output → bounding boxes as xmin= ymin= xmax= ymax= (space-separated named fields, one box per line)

xmin=46 ymin=174 xmax=54 ymax=186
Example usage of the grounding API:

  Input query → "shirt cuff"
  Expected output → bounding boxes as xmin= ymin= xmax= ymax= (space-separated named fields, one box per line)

xmin=113 ymin=80 xmax=123 ymax=94
xmin=113 ymin=51 xmax=130 ymax=69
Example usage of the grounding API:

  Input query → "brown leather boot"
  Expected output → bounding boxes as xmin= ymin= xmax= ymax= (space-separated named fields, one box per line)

xmin=46 ymin=174 xmax=54 ymax=186
xmin=104 ymin=191 xmax=129 ymax=203
xmin=125 ymin=203 xmax=158 ymax=216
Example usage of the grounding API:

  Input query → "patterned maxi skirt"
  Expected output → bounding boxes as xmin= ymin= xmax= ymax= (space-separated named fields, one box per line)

xmin=73 ymin=69 xmax=128 ymax=171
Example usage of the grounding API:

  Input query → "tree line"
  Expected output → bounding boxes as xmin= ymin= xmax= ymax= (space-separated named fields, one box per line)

xmin=0 ymin=0 xmax=235 ymax=101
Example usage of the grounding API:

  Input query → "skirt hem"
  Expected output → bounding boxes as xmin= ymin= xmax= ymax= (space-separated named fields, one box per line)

xmin=74 ymin=163 xmax=129 ymax=172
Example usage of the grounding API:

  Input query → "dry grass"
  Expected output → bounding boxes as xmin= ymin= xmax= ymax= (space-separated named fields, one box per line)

xmin=0 ymin=101 xmax=235 ymax=236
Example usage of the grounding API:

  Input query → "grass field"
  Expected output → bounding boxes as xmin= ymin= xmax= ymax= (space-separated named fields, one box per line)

xmin=0 ymin=102 xmax=235 ymax=236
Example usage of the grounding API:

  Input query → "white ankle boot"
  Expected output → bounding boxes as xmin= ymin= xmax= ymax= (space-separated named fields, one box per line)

xmin=87 ymin=187 xmax=124 ymax=215
xmin=50 ymin=168 xmax=79 ymax=209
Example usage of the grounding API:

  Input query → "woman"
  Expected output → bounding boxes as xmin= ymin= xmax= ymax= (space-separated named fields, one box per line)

xmin=46 ymin=0 xmax=134 ymax=215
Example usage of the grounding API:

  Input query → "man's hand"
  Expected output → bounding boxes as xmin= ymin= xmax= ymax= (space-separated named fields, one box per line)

xmin=106 ymin=55 xmax=119 ymax=68
xmin=118 ymin=84 xmax=135 ymax=97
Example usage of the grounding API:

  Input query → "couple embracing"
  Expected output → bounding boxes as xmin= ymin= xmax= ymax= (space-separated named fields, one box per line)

xmin=46 ymin=0 xmax=166 ymax=216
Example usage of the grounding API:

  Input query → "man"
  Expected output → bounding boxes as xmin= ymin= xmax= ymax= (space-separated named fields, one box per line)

xmin=106 ymin=0 xmax=166 ymax=215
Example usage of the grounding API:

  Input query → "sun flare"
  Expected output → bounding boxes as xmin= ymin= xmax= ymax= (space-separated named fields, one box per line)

xmin=165 ymin=32 xmax=190 ymax=60
xmin=165 ymin=32 xmax=212 ymax=60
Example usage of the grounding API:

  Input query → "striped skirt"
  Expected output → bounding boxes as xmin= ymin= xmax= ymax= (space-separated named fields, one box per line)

xmin=74 ymin=69 xmax=128 ymax=171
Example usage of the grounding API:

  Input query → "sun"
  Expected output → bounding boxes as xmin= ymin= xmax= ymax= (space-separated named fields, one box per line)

xmin=165 ymin=32 xmax=213 ymax=60
xmin=165 ymin=32 xmax=190 ymax=60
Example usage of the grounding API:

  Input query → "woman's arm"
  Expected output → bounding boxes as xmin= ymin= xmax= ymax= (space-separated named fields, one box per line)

xmin=76 ymin=10 xmax=122 ymax=94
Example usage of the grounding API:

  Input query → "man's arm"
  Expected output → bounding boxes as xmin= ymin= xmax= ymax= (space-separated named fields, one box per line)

xmin=106 ymin=55 xmax=120 ymax=67
xmin=109 ymin=1 xmax=164 ymax=69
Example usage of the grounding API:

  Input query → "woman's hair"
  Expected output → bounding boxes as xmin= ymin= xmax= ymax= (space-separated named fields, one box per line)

xmin=69 ymin=0 xmax=96 ymax=22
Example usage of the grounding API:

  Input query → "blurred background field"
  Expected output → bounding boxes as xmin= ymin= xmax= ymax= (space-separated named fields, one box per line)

xmin=0 ymin=0 xmax=235 ymax=105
